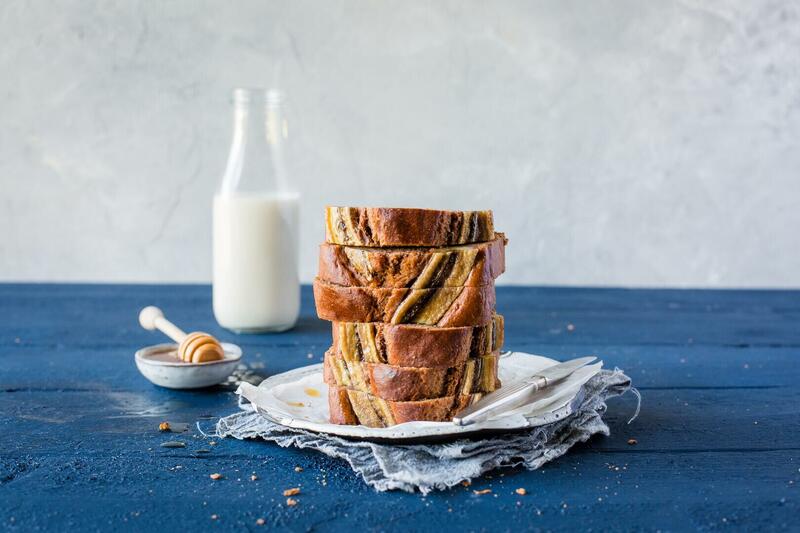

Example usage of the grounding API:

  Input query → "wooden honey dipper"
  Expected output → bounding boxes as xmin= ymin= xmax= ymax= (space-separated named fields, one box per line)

xmin=138 ymin=306 xmax=225 ymax=363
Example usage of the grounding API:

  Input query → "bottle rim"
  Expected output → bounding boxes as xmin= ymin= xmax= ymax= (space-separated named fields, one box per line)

xmin=232 ymin=88 xmax=283 ymax=106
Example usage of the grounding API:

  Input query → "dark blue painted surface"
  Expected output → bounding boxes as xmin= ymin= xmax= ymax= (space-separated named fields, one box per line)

xmin=1 ymin=284 xmax=798 ymax=531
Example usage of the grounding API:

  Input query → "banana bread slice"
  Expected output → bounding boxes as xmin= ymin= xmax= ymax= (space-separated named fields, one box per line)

xmin=313 ymin=278 xmax=495 ymax=327
xmin=325 ymin=207 xmax=494 ymax=247
xmin=328 ymin=385 xmax=484 ymax=427
xmin=331 ymin=315 xmax=504 ymax=368
xmin=318 ymin=233 xmax=506 ymax=289
xmin=324 ymin=349 xmax=500 ymax=402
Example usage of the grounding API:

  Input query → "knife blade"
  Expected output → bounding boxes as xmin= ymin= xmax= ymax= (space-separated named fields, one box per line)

xmin=452 ymin=356 xmax=597 ymax=426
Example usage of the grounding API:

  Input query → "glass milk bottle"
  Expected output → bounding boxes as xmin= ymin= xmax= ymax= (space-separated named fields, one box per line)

xmin=213 ymin=88 xmax=300 ymax=332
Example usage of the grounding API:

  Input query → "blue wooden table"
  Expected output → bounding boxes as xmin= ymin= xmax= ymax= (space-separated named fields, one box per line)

xmin=1 ymin=284 xmax=797 ymax=531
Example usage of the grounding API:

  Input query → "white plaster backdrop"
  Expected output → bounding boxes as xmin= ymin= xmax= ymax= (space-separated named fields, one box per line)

xmin=1 ymin=0 xmax=798 ymax=287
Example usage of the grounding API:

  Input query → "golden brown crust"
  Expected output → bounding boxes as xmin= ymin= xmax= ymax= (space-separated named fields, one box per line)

xmin=328 ymin=387 xmax=359 ymax=425
xmin=330 ymin=315 xmax=504 ymax=368
xmin=323 ymin=350 xmax=500 ymax=401
xmin=325 ymin=207 xmax=494 ymax=247
xmin=313 ymin=278 xmax=495 ymax=327
xmin=317 ymin=234 xmax=506 ymax=288
xmin=327 ymin=385 xmax=483 ymax=427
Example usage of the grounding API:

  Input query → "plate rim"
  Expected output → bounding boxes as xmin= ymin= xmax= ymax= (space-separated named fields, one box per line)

xmin=134 ymin=342 xmax=242 ymax=367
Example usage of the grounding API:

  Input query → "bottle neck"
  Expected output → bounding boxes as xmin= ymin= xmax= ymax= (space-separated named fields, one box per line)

xmin=220 ymin=89 xmax=289 ymax=196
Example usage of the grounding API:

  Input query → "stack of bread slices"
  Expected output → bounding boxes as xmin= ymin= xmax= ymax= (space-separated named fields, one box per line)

xmin=313 ymin=207 xmax=506 ymax=427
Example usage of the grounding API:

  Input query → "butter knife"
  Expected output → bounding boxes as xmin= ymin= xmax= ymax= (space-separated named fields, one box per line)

xmin=452 ymin=356 xmax=597 ymax=426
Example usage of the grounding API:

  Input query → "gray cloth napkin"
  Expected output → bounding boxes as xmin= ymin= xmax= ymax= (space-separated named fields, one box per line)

xmin=215 ymin=369 xmax=635 ymax=493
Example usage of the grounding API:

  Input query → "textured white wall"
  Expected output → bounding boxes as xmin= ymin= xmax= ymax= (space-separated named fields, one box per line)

xmin=1 ymin=0 xmax=798 ymax=287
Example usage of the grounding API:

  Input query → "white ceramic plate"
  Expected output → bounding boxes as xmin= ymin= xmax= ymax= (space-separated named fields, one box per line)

xmin=236 ymin=352 xmax=602 ymax=442
xmin=135 ymin=342 xmax=243 ymax=389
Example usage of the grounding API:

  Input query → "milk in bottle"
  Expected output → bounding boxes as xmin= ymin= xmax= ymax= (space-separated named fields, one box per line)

xmin=213 ymin=89 xmax=300 ymax=332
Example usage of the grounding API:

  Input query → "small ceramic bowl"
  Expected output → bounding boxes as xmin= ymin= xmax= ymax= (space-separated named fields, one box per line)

xmin=135 ymin=342 xmax=243 ymax=389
